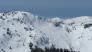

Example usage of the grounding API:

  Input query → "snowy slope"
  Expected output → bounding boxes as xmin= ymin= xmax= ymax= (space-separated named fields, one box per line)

xmin=33 ymin=16 xmax=92 ymax=52
xmin=0 ymin=11 xmax=92 ymax=52
xmin=0 ymin=11 xmax=49 ymax=52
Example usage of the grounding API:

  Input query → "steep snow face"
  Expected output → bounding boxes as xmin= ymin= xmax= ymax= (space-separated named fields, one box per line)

xmin=0 ymin=11 xmax=49 ymax=52
xmin=0 ymin=11 xmax=92 ymax=52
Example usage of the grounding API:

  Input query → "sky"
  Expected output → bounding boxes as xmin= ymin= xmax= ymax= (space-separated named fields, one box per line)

xmin=0 ymin=0 xmax=92 ymax=18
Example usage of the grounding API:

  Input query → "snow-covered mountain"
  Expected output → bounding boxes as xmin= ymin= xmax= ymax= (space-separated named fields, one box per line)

xmin=0 ymin=11 xmax=92 ymax=52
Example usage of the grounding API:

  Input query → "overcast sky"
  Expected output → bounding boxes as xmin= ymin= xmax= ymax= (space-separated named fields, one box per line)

xmin=0 ymin=0 xmax=92 ymax=18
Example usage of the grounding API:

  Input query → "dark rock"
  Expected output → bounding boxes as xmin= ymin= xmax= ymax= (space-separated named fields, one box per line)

xmin=84 ymin=24 xmax=92 ymax=28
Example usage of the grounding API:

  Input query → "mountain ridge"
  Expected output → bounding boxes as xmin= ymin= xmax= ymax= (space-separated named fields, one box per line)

xmin=0 ymin=11 xmax=92 ymax=52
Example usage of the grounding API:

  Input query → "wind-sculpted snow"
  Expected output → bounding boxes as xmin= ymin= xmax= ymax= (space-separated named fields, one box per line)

xmin=0 ymin=11 xmax=92 ymax=52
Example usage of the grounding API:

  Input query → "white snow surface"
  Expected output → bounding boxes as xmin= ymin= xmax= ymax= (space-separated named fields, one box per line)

xmin=0 ymin=11 xmax=92 ymax=52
